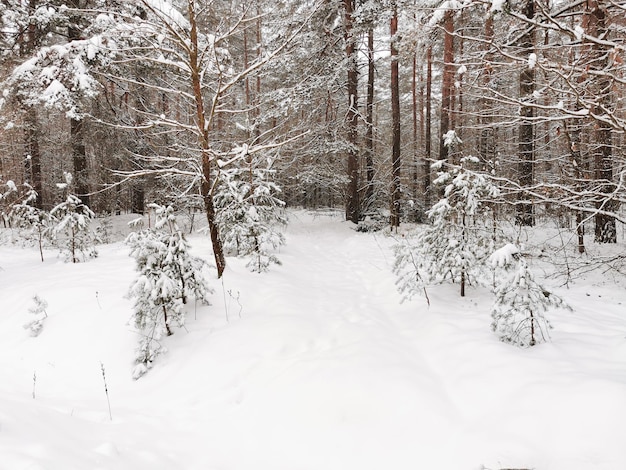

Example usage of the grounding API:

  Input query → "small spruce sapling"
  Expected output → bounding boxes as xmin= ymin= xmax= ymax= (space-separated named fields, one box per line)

xmin=214 ymin=153 xmax=287 ymax=272
xmin=489 ymin=244 xmax=571 ymax=347
xmin=393 ymin=235 xmax=429 ymax=304
xmin=10 ymin=184 xmax=52 ymax=262
xmin=126 ymin=204 xmax=213 ymax=379
xmin=1 ymin=179 xmax=19 ymax=228
xmin=394 ymin=157 xmax=500 ymax=298
xmin=49 ymin=174 xmax=98 ymax=263
xmin=95 ymin=218 xmax=114 ymax=244
xmin=23 ymin=295 xmax=49 ymax=337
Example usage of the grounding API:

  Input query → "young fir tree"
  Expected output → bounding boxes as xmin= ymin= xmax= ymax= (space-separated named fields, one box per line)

xmin=10 ymin=184 xmax=52 ymax=262
xmin=49 ymin=192 xmax=98 ymax=263
xmin=23 ymin=294 xmax=49 ymax=337
xmin=394 ymin=156 xmax=500 ymax=299
xmin=126 ymin=204 xmax=212 ymax=379
xmin=1 ymin=180 xmax=19 ymax=228
xmin=489 ymin=244 xmax=571 ymax=347
xmin=214 ymin=154 xmax=287 ymax=273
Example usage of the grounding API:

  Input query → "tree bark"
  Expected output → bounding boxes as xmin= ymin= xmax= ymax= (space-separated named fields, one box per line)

xmin=424 ymin=45 xmax=433 ymax=209
xmin=344 ymin=0 xmax=359 ymax=224
xmin=70 ymin=118 xmax=90 ymax=206
xmin=364 ymin=26 xmax=375 ymax=208
xmin=412 ymin=49 xmax=418 ymax=216
xmin=21 ymin=0 xmax=43 ymax=209
xmin=23 ymin=108 xmax=43 ymax=209
xmin=188 ymin=0 xmax=226 ymax=277
xmin=479 ymin=15 xmax=495 ymax=171
xmin=516 ymin=0 xmax=535 ymax=226
xmin=68 ymin=0 xmax=90 ymax=206
xmin=439 ymin=10 xmax=454 ymax=163
xmin=562 ymin=121 xmax=586 ymax=253
xmin=390 ymin=4 xmax=401 ymax=228
xmin=585 ymin=0 xmax=616 ymax=243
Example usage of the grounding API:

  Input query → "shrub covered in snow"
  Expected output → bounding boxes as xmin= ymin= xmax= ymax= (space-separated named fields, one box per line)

xmin=1 ymin=179 xmax=19 ymax=227
xmin=126 ymin=204 xmax=212 ymax=379
xmin=489 ymin=243 xmax=571 ymax=347
xmin=23 ymin=295 xmax=49 ymax=337
xmin=49 ymin=193 xmax=98 ymax=263
xmin=394 ymin=157 xmax=500 ymax=299
xmin=214 ymin=158 xmax=287 ymax=273
xmin=10 ymin=185 xmax=53 ymax=262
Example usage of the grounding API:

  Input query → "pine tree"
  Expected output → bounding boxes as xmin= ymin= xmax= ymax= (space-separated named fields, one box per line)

xmin=214 ymin=156 xmax=287 ymax=273
xmin=10 ymin=184 xmax=52 ymax=262
xmin=23 ymin=294 xmax=48 ymax=337
xmin=394 ymin=156 xmax=500 ymax=298
xmin=489 ymin=244 xmax=571 ymax=347
xmin=1 ymin=180 xmax=19 ymax=227
xmin=126 ymin=204 xmax=212 ymax=379
xmin=49 ymin=177 xmax=97 ymax=263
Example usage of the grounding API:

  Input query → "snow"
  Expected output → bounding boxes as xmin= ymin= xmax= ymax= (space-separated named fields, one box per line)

xmin=574 ymin=25 xmax=584 ymax=41
xmin=443 ymin=129 xmax=462 ymax=147
xmin=143 ymin=0 xmax=190 ymax=29
xmin=429 ymin=0 xmax=462 ymax=27
xmin=490 ymin=0 xmax=506 ymax=13
xmin=1 ymin=210 xmax=625 ymax=469
xmin=489 ymin=243 xmax=520 ymax=268
xmin=42 ymin=79 xmax=67 ymax=102
xmin=528 ymin=52 xmax=537 ymax=70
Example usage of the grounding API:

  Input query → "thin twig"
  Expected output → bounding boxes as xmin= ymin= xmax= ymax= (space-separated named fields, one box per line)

xmin=100 ymin=362 xmax=112 ymax=421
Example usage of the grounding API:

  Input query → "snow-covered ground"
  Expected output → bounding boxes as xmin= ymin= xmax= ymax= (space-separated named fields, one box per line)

xmin=1 ymin=210 xmax=625 ymax=470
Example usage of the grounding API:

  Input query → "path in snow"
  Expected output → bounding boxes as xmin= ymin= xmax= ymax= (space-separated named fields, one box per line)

xmin=199 ymin=212 xmax=472 ymax=470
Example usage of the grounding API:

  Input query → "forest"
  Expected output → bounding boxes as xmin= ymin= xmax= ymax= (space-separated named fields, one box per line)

xmin=1 ymin=1 xmax=625 ymax=468
xmin=1 ymin=0 xmax=625 ymax=259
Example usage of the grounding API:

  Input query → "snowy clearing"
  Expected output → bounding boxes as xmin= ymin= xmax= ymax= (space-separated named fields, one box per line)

xmin=1 ymin=210 xmax=625 ymax=470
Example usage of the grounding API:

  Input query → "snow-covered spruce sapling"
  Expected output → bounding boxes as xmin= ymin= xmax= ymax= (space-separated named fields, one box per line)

xmin=393 ymin=235 xmax=430 ymax=305
xmin=214 ymin=153 xmax=287 ymax=273
xmin=126 ymin=204 xmax=213 ymax=379
xmin=95 ymin=218 xmax=114 ymax=244
xmin=10 ymin=184 xmax=52 ymax=262
xmin=394 ymin=156 xmax=500 ymax=298
xmin=1 ymin=179 xmax=19 ymax=228
xmin=49 ymin=177 xmax=98 ymax=263
xmin=489 ymin=244 xmax=571 ymax=347
xmin=23 ymin=295 xmax=48 ymax=337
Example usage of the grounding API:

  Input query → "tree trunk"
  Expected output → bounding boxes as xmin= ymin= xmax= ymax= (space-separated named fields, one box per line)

xmin=562 ymin=121 xmax=586 ymax=253
xmin=516 ymin=0 xmax=535 ymax=226
xmin=412 ymin=49 xmax=418 ymax=217
xmin=344 ymin=0 xmax=359 ymax=224
xmin=131 ymin=185 xmax=145 ymax=214
xmin=594 ymin=116 xmax=616 ymax=243
xmin=23 ymin=108 xmax=43 ymax=209
xmin=390 ymin=4 xmax=401 ymax=228
xmin=585 ymin=0 xmax=616 ymax=243
xmin=21 ymin=0 xmax=43 ymax=209
xmin=479 ymin=15 xmax=496 ymax=171
xmin=364 ymin=26 xmax=375 ymax=208
xmin=188 ymin=0 xmax=226 ymax=277
xmin=68 ymin=0 xmax=90 ymax=206
xmin=439 ymin=10 xmax=454 ymax=163
xmin=70 ymin=118 xmax=90 ymax=206
xmin=424 ymin=46 xmax=432 ymax=209
xmin=162 ymin=305 xmax=173 ymax=336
